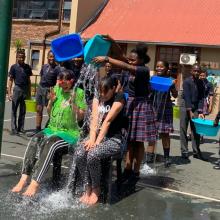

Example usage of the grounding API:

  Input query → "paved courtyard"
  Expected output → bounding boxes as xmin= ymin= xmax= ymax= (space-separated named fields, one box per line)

xmin=1 ymin=101 xmax=220 ymax=220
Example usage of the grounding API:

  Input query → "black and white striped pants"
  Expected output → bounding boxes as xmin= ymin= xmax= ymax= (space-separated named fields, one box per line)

xmin=22 ymin=132 xmax=69 ymax=183
xmin=74 ymin=137 xmax=122 ymax=189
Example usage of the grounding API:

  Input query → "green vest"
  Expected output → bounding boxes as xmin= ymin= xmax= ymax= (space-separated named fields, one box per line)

xmin=43 ymin=86 xmax=86 ymax=145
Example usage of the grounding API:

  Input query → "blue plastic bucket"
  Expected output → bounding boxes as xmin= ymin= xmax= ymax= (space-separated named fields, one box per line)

xmin=51 ymin=34 xmax=84 ymax=62
xmin=124 ymin=92 xmax=129 ymax=101
xmin=150 ymin=76 xmax=173 ymax=92
xmin=84 ymin=34 xmax=111 ymax=64
xmin=192 ymin=118 xmax=220 ymax=136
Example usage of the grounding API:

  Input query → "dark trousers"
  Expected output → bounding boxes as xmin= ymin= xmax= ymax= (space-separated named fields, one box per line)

xmin=180 ymin=105 xmax=201 ymax=155
xmin=11 ymin=85 xmax=27 ymax=131
xmin=22 ymin=132 xmax=69 ymax=183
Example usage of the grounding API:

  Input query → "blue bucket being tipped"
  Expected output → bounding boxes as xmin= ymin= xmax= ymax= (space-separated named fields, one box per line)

xmin=51 ymin=34 xmax=84 ymax=62
xmin=150 ymin=76 xmax=173 ymax=92
xmin=84 ymin=34 xmax=111 ymax=64
xmin=192 ymin=118 xmax=220 ymax=136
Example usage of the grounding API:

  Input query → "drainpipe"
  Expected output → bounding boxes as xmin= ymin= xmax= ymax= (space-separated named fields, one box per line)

xmin=27 ymin=40 xmax=31 ymax=65
xmin=0 ymin=0 xmax=13 ymax=156
xmin=41 ymin=0 xmax=64 ymax=65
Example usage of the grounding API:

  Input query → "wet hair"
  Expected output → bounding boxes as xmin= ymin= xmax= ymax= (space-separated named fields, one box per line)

xmin=58 ymin=70 xmax=74 ymax=81
xmin=99 ymin=75 xmax=118 ymax=94
xmin=131 ymin=43 xmax=150 ymax=64
xmin=58 ymin=70 xmax=75 ymax=88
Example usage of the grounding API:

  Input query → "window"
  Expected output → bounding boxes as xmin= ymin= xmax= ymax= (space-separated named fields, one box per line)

xmin=31 ymin=50 xmax=40 ymax=70
xmin=63 ymin=1 xmax=71 ymax=21
xmin=13 ymin=0 xmax=72 ymax=20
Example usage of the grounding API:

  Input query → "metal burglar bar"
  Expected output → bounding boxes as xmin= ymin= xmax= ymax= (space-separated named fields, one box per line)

xmin=0 ymin=0 xmax=13 ymax=156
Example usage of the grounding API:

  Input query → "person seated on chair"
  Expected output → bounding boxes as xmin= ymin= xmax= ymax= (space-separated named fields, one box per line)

xmin=73 ymin=76 xmax=126 ymax=205
xmin=11 ymin=71 xmax=86 ymax=197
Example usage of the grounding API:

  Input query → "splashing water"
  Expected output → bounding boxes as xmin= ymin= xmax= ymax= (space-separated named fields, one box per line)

xmin=140 ymin=163 xmax=157 ymax=176
xmin=3 ymin=188 xmax=85 ymax=220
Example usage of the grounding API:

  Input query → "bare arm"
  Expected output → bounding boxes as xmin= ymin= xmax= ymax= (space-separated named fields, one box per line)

xmin=208 ymin=95 xmax=213 ymax=113
xmin=171 ymin=80 xmax=178 ymax=98
xmin=47 ymin=100 xmax=53 ymax=115
xmin=89 ymin=98 xmax=99 ymax=142
xmin=8 ymin=78 xmax=13 ymax=101
xmin=95 ymin=100 xmax=124 ymax=145
xmin=93 ymin=56 xmax=137 ymax=73
xmin=47 ymin=87 xmax=56 ymax=115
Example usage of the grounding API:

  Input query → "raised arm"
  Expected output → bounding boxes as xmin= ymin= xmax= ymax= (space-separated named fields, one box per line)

xmin=93 ymin=56 xmax=137 ymax=73
xmin=47 ymin=87 xmax=56 ymax=115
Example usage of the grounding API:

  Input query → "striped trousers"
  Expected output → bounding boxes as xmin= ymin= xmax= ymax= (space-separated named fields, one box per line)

xmin=22 ymin=132 xmax=69 ymax=183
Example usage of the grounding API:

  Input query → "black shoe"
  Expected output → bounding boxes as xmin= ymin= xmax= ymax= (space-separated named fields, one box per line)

xmin=193 ymin=153 xmax=208 ymax=161
xmin=26 ymin=129 xmax=41 ymax=137
xmin=127 ymin=171 xmax=140 ymax=185
xmin=145 ymin=152 xmax=155 ymax=164
xmin=18 ymin=128 xmax=26 ymax=134
xmin=181 ymin=153 xmax=189 ymax=159
xmin=164 ymin=157 xmax=172 ymax=168
xmin=10 ymin=129 xmax=18 ymax=135
xmin=213 ymin=159 xmax=220 ymax=165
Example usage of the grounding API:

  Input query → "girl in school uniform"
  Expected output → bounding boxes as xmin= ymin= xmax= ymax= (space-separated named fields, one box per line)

xmin=74 ymin=76 xmax=126 ymax=205
xmin=146 ymin=61 xmax=178 ymax=167
xmin=94 ymin=43 xmax=157 ymax=180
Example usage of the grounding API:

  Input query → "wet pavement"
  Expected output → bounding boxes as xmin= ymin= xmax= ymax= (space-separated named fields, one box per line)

xmin=1 ymin=156 xmax=220 ymax=220
xmin=1 ymin=102 xmax=220 ymax=219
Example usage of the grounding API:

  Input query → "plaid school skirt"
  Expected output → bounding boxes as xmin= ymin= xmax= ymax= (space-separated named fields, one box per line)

xmin=152 ymin=91 xmax=174 ymax=134
xmin=156 ymin=100 xmax=174 ymax=134
xmin=126 ymin=97 xmax=157 ymax=142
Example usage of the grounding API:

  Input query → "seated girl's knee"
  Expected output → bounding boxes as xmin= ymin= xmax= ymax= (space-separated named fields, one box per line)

xmin=87 ymin=150 xmax=99 ymax=165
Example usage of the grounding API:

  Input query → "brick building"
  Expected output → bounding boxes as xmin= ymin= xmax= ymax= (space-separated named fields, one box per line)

xmin=8 ymin=0 xmax=220 ymax=113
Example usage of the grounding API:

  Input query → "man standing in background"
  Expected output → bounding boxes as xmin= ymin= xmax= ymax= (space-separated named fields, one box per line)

xmin=180 ymin=64 xmax=206 ymax=161
xmin=8 ymin=49 xmax=32 ymax=135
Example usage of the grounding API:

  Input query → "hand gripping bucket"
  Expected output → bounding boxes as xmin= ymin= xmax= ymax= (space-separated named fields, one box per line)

xmin=192 ymin=118 xmax=220 ymax=136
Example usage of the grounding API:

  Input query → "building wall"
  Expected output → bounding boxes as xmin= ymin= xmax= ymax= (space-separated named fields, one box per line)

xmin=8 ymin=19 xmax=70 ymax=87
xmin=200 ymin=47 xmax=220 ymax=69
xmin=69 ymin=0 xmax=105 ymax=33
xmin=9 ymin=20 xmax=70 ymax=72
xmin=11 ymin=20 xmax=70 ymax=47
xmin=201 ymin=47 xmax=220 ymax=115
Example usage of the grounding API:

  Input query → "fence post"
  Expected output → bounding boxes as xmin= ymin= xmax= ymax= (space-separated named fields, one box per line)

xmin=0 ymin=0 xmax=13 ymax=156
